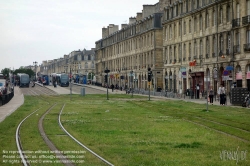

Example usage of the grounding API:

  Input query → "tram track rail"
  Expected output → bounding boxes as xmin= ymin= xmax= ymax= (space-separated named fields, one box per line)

xmin=58 ymin=104 xmax=114 ymax=166
xmin=16 ymin=108 xmax=41 ymax=166
xmin=38 ymin=103 xmax=75 ymax=166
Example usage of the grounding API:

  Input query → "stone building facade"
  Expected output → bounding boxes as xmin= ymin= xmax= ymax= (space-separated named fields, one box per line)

xmin=163 ymin=0 xmax=250 ymax=96
xmin=40 ymin=48 xmax=95 ymax=80
xmin=95 ymin=0 xmax=250 ymax=95
xmin=95 ymin=0 xmax=169 ymax=90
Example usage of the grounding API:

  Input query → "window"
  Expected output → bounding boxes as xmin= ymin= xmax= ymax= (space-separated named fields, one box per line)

xmin=189 ymin=20 xmax=191 ymax=33
xmin=206 ymin=13 xmax=209 ymax=28
xmin=206 ymin=38 xmax=210 ymax=55
xmin=213 ymin=10 xmax=216 ymax=26
xmin=189 ymin=43 xmax=191 ymax=58
xmin=226 ymin=6 xmax=230 ymax=22
xmin=213 ymin=37 xmax=217 ymax=54
xmin=236 ymin=3 xmax=240 ymax=18
xmin=84 ymin=55 xmax=88 ymax=61
xmin=184 ymin=44 xmax=186 ymax=59
xmin=165 ymin=47 xmax=168 ymax=63
xmin=85 ymin=62 xmax=88 ymax=69
xmin=184 ymin=21 xmax=186 ymax=35
xmin=165 ymin=27 xmax=168 ymax=39
xmin=174 ymin=24 xmax=176 ymax=38
xmin=194 ymin=41 xmax=197 ymax=56
xmin=227 ymin=33 xmax=231 ymax=53
xmin=219 ymin=7 xmax=223 ymax=24
xmin=200 ymin=15 xmax=203 ymax=30
xmin=91 ymin=62 xmax=94 ymax=68
xmin=248 ymin=0 xmax=250 ymax=15
xmin=247 ymin=30 xmax=250 ymax=43
xmin=200 ymin=40 xmax=203 ymax=55
xmin=194 ymin=17 xmax=197 ymax=32
xmin=236 ymin=32 xmax=240 ymax=45
xmin=179 ymin=22 xmax=182 ymax=36
xmin=220 ymin=35 xmax=223 ymax=52
xmin=170 ymin=46 xmax=172 ymax=59
xmin=170 ymin=25 xmax=172 ymax=38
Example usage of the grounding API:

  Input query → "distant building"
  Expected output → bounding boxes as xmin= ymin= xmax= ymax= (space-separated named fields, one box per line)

xmin=42 ymin=48 xmax=95 ymax=77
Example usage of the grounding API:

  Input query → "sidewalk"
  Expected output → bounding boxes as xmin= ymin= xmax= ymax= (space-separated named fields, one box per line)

xmin=0 ymin=87 xmax=24 ymax=123
xmin=84 ymin=84 xmax=237 ymax=107
xmin=45 ymin=85 xmax=78 ymax=95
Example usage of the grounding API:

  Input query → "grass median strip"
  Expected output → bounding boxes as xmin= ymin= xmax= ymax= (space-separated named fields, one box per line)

xmin=1 ymin=94 xmax=250 ymax=165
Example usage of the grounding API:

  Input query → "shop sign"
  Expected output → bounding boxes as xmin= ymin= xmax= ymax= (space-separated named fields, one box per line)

xmin=226 ymin=66 xmax=234 ymax=71
xmin=223 ymin=70 xmax=229 ymax=76
xmin=236 ymin=72 xmax=242 ymax=80
xmin=180 ymin=67 xmax=186 ymax=72
xmin=182 ymin=72 xmax=186 ymax=78
xmin=247 ymin=72 xmax=250 ymax=79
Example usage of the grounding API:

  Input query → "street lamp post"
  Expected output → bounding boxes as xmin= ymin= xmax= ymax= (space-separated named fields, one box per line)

xmin=104 ymin=67 xmax=110 ymax=100
xmin=33 ymin=61 xmax=37 ymax=81
xmin=130 ymin=70 xmax=133 ymax=97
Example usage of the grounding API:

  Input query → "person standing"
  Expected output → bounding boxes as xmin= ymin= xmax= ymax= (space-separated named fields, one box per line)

xmin=111 ymin=84 xmax=114 ymax=92
xmin=196 ymin=84 xmax=200 ymax=99
xmin=218 ymin=84 xmax=225 ymax=105
xmin=209 ymin=87 xmax=214 ymax=105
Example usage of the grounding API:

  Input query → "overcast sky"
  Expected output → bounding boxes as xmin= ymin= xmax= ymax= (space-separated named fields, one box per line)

xmin=0 ymin=0 xmax=156 ymax=71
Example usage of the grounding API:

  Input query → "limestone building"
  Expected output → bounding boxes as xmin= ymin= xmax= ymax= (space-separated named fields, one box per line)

xmin=41 ymin=48 xmax=95 ymax=81
xmin=95 ymin=0 xmax=169 ymax=90
xmin=162 ymin=0 xmax=250 ymax=96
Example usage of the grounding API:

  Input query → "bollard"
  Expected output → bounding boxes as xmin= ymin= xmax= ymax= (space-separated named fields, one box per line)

xmin=81 ymin=88 xmax=85 ymax=96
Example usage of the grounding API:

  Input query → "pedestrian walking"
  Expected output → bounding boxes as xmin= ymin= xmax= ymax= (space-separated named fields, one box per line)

xmin=111 ymin=84 xmax=114 ymax=92
xmin=196 ymin=84 xmax=200 ymax=99
xmin=218 ymin=84 xmax=226 ymax=105
xmin=208 ymin=87 xmax=214 ymax=105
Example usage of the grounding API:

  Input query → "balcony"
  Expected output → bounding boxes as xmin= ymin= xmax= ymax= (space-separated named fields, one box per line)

xmin=242 ymin=15 xmax=250 ymax=25
xmin=232 ymin=18 xmax=240 ymax=28
xmin=233 ymin=45 xmax=240 ymax=54
xmin=206 ymin=54 xmax=209 ymax=59
xmin=199 ymin=55 xmax=203 ymax=59
xmin=244 ymin=43 xmax=250 ymax=52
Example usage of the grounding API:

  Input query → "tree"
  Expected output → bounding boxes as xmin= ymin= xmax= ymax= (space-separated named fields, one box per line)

xmin=1 ymin=68 xmax=11 ymax=78
xmin=13 ymin=68 xmax=35 ymax=78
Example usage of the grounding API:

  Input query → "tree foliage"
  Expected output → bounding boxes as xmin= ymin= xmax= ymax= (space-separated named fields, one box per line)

xmin=1 ymin=68 xmax=11 ymax=77
xmin=13 ymin=68 xmax=35 ymax=78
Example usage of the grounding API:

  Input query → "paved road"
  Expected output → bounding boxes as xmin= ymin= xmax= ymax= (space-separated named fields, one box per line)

xmin=19 ymin=83 xmax=58 ymax=96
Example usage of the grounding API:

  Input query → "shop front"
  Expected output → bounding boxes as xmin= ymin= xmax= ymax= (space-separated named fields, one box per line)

xmin=189 ymin=72 xmax=204 ymax=98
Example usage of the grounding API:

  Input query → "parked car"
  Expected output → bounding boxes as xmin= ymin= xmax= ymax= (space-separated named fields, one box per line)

xmin=0 ymin=79 xmax=6 ymax=96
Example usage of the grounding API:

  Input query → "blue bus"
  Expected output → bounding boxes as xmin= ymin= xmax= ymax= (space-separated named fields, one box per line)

xmin=56 ymin=74 xmax=69 ymax=87
xmin=17 ymin=73 xmax=30 ymax=87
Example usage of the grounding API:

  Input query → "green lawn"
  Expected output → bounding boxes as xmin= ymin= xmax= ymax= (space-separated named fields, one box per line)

xmin=0 ymin=94 xmax=250 ymax=166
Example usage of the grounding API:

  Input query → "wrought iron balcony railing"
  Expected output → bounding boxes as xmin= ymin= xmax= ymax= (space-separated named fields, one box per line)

xmin=232 ymin=18 xmax=240 ymax=28
xmin=242 ymin=15 xmax=250 ymax=25
xmin=244 ymin=43 xmax=250 ymax=51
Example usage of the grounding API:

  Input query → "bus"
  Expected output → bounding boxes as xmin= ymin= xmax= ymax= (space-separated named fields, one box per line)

xmin=17 ymin=73 xmax=30 ymax=87
xmin=56 ymin=73 xmax=69 ymax=87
